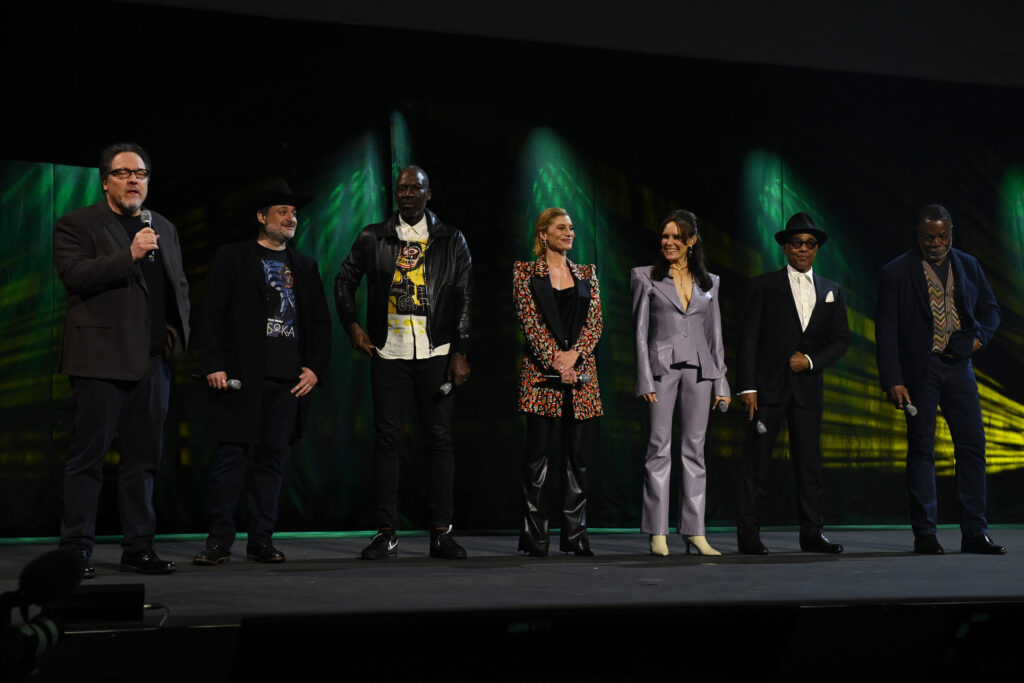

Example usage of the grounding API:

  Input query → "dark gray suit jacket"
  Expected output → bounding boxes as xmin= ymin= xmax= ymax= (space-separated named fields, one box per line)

xmin=54 ymin=200 xmax=190 ymax=381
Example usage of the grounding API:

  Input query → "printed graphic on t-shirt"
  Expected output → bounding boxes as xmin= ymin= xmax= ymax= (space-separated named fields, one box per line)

xmin=389 ymin=241 xmax=428 ymax=315
xmin=262 ymin=258 xmax=296 ymax=338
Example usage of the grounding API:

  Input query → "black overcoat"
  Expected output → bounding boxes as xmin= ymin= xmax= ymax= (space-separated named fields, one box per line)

xmin=199 ymin=240 xmax=331 ymax=443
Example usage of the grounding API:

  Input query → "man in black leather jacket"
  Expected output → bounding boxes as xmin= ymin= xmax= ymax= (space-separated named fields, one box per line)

xmin=335 ymin=165 xmax=473 ymax=560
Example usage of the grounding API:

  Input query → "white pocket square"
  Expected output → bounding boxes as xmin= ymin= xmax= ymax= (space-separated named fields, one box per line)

xmin=825 ymin=290 xmax=835 ymax=303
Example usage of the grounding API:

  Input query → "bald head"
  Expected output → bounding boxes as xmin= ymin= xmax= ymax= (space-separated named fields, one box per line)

xmin=396 ymin=165 xmax=432 ymax=224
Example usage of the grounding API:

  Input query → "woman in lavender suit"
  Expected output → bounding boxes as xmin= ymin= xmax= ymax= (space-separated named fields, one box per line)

xmin=631 ymin=210 xmax=730 ymax=556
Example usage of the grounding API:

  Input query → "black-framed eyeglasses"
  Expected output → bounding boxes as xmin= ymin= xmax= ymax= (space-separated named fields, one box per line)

xmin=787 ymin=238 xmax=818 ymax=249
xmin=109 ymin=168 xmax=150 ymax=180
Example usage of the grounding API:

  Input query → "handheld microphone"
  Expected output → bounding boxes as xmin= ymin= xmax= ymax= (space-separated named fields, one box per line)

xmin=438 ymin=382 xmax=453 ymax=396
xmin=191 ymin=374 xmax=242 ymax=390
xmin=536 ymin=373 xmax=593 ymax=385
xmin=751 ymin=409 xmax=767 ymax=434
xmin=140 ymin=209 xmax=155 ymax=262
xmin=715 ymin=400 xmax=729 ymax=413
xmin=904 ymin=403 xmax=918 ymax=417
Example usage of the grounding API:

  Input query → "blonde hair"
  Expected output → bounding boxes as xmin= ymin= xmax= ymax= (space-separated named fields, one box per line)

xmin=532 ymin=207 xmax=570 ymax=256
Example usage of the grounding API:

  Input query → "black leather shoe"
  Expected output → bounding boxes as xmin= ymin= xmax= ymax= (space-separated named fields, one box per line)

xmin=961 ymin=533 xmax=1007 ymax=555
xmin=194 ymin=544 xmax=232 ymax=565
xmin=120 ymin=547 xmax=176 ymax=574
xmin=913 ymin=535 xmax=945 ymax=555
xmin=361 ymin=528 xmax=398 ymax=560
xmin=559 ymin=534 xmax=594 ymax=557
xmin=66 ymin=548 xmax=95 ymax=580
xmin=430 ymin=525 xmax=467 ymax=559
xmin=246 ymin=541 xmax=286 ymax=563
xmin=737 ymin=536 xmax=769 ymax=555
xmin=799 ymin=531 xmax=843 ymax=554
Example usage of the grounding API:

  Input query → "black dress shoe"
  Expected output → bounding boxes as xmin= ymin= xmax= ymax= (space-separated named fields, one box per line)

xmin=193 ymin=544 xmax=232 ymax=565
xmin=913 ymin=535 xmax=945 ymax=555
xmin=799 ymin=531 xmax=843 ymax=554
xmin=246 ymin=541 xmax=286 ymax=563
xmin=66 ymin=548 xmax=95 ymax=580
xmin=120 ymin=547 xmax=176 ymax=574
xmin=961 ymin=533 xmax=1007 ymax=555
xmin=737 ymin=537 xmax=769 ymax=555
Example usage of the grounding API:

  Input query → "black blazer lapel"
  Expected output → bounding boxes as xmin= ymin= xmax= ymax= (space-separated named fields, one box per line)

xmin=805 ymin=273 xmax=830 ymax=331
xmin=568 ymin=260 xmax=592 ymax=346
xmin=99 ymin=205 xmax=148 ymax=296
xmin=907 ymin=256 xmax=932 ymax=321
xmin=530 ymin=260 xmax=569 ymax=349
xmin=244 ymin=241 xmax=272 ymax=302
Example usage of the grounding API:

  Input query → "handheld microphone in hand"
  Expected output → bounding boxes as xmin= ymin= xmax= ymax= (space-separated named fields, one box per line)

xmin=752 ymin=410 xmax=767 ymax=434
xmin=715 ymin=400 xmax=729 ymax=413
xmin=191 ymin=374 xmax=241 ymax=390
xmin=904 ymin=403 xmax=918 ymax=417
xmin=535 ymin=373 xmax=593 ymax=385
xmin=438 ymin=382 xmax=454 ymax=396
xmin=140 ymin=209 xmax=155 ymax=262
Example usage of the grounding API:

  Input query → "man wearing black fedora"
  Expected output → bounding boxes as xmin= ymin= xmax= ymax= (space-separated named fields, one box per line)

xmin=194 ymin=180 xmax=331 ymax=565
xmin=736 ymin=212 xmax=851 ymax=555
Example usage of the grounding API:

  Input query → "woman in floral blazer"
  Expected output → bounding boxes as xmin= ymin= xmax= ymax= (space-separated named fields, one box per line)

xmin=513 ymin=207 xmax=603 ymax=557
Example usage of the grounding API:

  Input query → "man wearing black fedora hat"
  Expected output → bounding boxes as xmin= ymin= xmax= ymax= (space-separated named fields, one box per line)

xmin=736 ymin=212 xmax=851 ymax=555
xmin=194 ymin=180 xmax=331 ymax=565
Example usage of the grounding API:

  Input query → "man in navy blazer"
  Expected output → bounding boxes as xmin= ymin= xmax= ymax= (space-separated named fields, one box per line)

xmin=736 ymin=213 xmax=850 ymax=555
xmin=54 ymin=143 xmax=190 ymax=578
xmin=876 ymin=204 xmax=1004 ymax=555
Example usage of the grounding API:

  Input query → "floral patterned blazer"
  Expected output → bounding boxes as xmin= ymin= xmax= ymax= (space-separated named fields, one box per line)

xmin=513 ymin=257 xmax=603 ymax=419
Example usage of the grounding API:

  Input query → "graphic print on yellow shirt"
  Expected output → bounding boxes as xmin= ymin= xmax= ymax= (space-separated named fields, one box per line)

xmin=389 ymin=241 xmax=427 ymax=315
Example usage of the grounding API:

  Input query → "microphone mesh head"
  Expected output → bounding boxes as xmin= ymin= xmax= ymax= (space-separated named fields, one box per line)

xmin=140 ymin=209 xmax=152 ymax=226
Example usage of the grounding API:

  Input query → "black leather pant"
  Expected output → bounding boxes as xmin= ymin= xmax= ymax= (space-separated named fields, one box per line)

xmin=520 ymin=392 xmax=594 ymax=553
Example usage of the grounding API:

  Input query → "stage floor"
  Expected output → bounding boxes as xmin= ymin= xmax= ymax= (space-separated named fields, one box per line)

xmin=3 ymin=527 xmax=1022 ymax=626
xmin=2 ymin=528 xmax=1022 ymax=682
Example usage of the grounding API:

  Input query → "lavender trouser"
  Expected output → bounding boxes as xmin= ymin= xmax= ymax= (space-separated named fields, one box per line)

xmin=641 ymin=365 xmax=712 ymax=536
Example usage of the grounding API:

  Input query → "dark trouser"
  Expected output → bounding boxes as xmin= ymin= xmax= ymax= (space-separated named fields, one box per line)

xmin=370 ymin=354 xmax=455 ymax=530
xmin=906 ymin=355 xmax=988 ymax=538
xmin=60 ymin=356 xmax=171 ymax=553
xmin=520 ymin=392 xmax=594 ymax=553
xmin=736 ymin=396 xmax=824 ymax=541
xmin=207 ymin=380 xmax=299 ymax=549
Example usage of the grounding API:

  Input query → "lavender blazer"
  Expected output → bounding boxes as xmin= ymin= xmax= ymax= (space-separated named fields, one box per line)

xmin=631 ymin=266 xmax=729 ymax=397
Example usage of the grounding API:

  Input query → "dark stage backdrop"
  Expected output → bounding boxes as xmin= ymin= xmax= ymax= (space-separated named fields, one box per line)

xmin=2 ymin=3 xmax=1022 ymax=537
